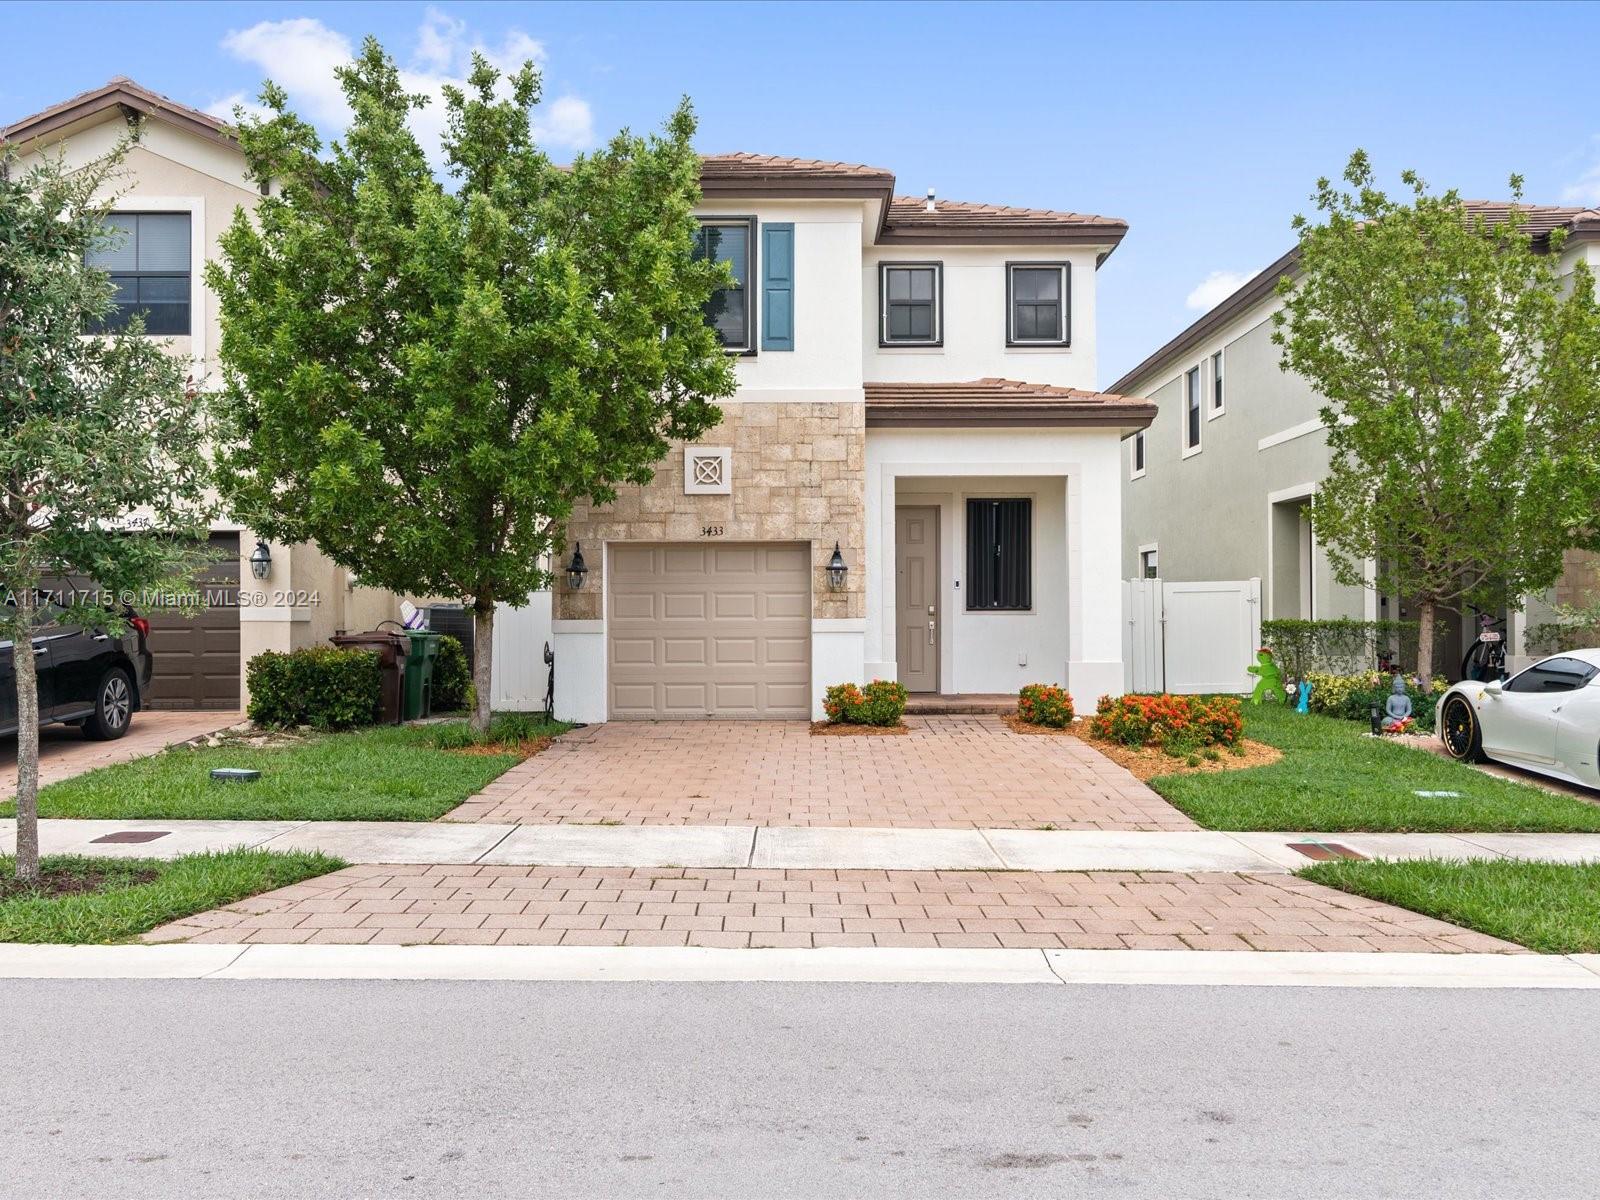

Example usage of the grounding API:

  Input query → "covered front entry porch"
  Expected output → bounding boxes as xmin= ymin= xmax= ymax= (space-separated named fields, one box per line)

xmin=863 ymin=424 xmax=1130 ymax=712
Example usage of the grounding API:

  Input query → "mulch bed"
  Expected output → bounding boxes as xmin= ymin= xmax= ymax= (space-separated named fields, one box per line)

xmin=1002 ymin=713 xmax=1280 ymax=781
xmin=810 ymin=721 xmax=910 ymax=737
xmin=449 ymin=735 xmax=557 ymax=759
xmin=0 ymin=863 xmax=160 ymax=902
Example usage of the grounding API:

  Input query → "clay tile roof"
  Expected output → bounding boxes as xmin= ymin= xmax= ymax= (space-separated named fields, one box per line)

xmin=884 ymin=195 xmax=1126 ymax=235
xmin=1 ymin=76 xmax=236 ymax=151
xmin=698 ymin=152 xmax=895 ymax=199
xmin=700 ymin=151 xmax=895 ymax=180
xmin=864 ymin=378 xmax=1156 ymax=430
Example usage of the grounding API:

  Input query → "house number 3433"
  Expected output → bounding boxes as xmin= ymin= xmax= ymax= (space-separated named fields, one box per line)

xmin=700 ymin=525 xmax=725 ymax=538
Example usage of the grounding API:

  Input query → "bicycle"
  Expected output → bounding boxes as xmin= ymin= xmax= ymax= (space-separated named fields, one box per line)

xmin=1460 ymin=610 xmax=1507 ymax=682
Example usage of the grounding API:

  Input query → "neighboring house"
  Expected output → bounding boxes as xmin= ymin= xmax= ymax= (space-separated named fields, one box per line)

xmin=553 ymin=154 xmax=1154 ymax=721
xmin=1111 ymin=202 xmax=1600 ymax=677
xmin=2 ymin=78 xmax=405 ymax=709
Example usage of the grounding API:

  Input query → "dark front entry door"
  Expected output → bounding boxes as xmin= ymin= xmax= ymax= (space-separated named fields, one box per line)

xmin=895 ymin=506 xmax=940 ymax=693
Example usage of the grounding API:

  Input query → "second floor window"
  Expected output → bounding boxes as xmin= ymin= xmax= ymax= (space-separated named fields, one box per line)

xmin=1184 ymin=366 xmax=1202 ymax=451
xmin=880 ymin=262 xmax=942 ymax=346
xmin=1006 ymin=262 xmax=1069 ymax=345
xmin=1211 ymin=349 xmax=1225 ymax=411
xmin=87 ymin=212 xmax=191 ymax=335
xmin=694 ymin=218 xmax=755 ymax=353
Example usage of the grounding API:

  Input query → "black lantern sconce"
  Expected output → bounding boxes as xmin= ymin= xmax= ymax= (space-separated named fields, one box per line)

xmin=566 ymin=543 xmax=589 ymax=590
xmin=249 ymin=540 xmax=272 ymax=580
xmin=826 ymin=542 xmax=848 ymax=592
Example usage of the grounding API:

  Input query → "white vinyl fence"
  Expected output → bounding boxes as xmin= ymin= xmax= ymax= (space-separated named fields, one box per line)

xmin=490 ymin=592 xmax=553 ymax=711
xmin=1122 ymin=577 xmax=1261 ymax=695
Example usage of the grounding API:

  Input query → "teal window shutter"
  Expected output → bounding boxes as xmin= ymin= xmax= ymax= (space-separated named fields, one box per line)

xmin=761 ymin=222 xmax=794 ymax=351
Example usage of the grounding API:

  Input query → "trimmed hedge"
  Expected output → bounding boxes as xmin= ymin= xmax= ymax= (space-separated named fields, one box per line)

xmin=823 ymin=679 xmax=908 ymax=726
xmin=1091 ymin=693 xmax=1244 ymax=751
xmin=431 ymin=634 xmax=471 ymax=713
xmin=1017 ymin=683 xmax=1075 ymax=728
xmin=1262 ymin=618 xmax=1419 ymax=680
xmin=246 ymin=647 xmax=381 ymax=730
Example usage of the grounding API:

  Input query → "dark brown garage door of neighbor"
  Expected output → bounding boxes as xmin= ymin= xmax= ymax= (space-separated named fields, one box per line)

xmin=144 ymin=532 xmax=241 ymax=710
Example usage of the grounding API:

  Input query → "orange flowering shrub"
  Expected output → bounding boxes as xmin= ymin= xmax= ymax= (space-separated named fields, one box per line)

xmin=1091 ymin=693 xmax=1244 ymax=750
xmin=823 ymin=679 xmax=908 ymax=726
xmin=1017 ymin=683 xmax=1075 ymax=728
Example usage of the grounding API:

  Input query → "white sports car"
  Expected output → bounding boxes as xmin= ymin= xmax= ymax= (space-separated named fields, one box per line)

xmin=1438 ymin=648 xmax=1600 ymax=790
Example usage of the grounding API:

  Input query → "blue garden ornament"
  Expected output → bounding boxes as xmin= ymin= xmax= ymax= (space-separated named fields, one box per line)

xmin=1295 ymin=680 xmax=1312 ymax=714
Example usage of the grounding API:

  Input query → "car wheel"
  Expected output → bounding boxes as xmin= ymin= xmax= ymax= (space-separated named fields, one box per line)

xmin=1439 ymin=695 xmax=1482 ymax=762
xmin=84 ymin=669 xmax=134 ymax=741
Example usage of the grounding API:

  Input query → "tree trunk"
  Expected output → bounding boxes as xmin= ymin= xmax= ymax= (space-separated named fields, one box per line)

xmin=13 ymin=588 xmax=41 ymax=883
xmin=1416 ymin=600 xmax=1437 ymax=683
xmin=471 ymin=597 xmax=495 ymax=736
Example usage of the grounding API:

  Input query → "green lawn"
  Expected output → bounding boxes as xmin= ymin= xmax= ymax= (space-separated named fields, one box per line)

xmin=1300 ymin=858 xmax=1600 ymax=954
xmin=0 ymin=720 xmax=568 ymax=823
xmin=1152 ymin=703 xmax=1600 ymax=832
xmin=0 ymin=849 xmax=341 ymax=943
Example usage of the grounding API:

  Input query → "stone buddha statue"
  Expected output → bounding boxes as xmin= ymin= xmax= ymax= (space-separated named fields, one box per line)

xmin=1380 ymin=675 xmax=1414 ymax=730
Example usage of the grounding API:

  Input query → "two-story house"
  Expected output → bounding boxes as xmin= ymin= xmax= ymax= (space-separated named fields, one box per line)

xmin=549 ymin=154 xmax=1155 ymax=721
xmin=1112 ymin=202 xmax=1600 ymax=677
xmin=5 ymin=82 xmax=1156 ymax=722
xmin=2 ymin=78 xmax=406 ymax=709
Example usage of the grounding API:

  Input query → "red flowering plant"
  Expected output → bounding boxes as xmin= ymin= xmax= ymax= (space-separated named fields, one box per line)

xmin=1091 ymin=693 xmax=1243 ymax=751
xmin=1017 ymin=683 xmax=1075 ymax=728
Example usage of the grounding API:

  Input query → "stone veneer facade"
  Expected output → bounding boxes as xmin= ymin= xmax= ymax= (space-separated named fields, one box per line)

xmin=554 ymin=400 xmax=866 ymax=622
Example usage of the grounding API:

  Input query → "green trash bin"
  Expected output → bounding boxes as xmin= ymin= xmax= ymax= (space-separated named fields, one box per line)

xmin=401 ymin=630 xmax=442 ymax=720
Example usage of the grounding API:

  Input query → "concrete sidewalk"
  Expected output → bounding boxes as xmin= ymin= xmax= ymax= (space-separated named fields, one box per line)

xmin=5 ymin=817 xmax=1600 ymax=871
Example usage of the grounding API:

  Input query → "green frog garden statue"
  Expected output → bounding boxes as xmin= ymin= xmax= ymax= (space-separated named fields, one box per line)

xmin=1246 ymin=648 xmax=1286 ymax=705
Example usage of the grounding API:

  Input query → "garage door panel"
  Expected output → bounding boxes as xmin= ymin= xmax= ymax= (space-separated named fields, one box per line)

xmin=609 ymin=541 xmax=810 ymax=719
xmin=662 ymin=592 xmax=707 ymax=620
xmin=713 ymin=592 xmax=757 ymax=620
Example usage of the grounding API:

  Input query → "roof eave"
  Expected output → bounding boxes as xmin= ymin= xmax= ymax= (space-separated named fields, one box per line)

xmin=865 ymin=402 xmax=1156 ymax=430
xmin=2 ymin=81 xmax=238 ymax=154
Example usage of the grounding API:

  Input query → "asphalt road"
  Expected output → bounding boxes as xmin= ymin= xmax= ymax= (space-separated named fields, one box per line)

xmin=3 ymin=978 xmax=1598 ymax=1198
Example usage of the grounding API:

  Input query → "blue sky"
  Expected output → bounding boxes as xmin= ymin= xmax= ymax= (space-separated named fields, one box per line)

xmin=6 ymin=0 xmax=1600 ymax=385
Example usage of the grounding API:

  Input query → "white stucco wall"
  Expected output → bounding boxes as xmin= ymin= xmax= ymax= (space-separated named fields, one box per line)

xmin=865 ymin=425 xmax=1126 ymax=711
xmin=862 ymin=245 xmax=1100 ymax=388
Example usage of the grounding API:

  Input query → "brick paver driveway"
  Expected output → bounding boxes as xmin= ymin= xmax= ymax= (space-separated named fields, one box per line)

xmin=145 ymin=864 xmax=1518 ymax=953
xmin=3 ymin=710 xmax=241 ymax=799
xmin=448 ymin=715 xmax=1197 ymax=830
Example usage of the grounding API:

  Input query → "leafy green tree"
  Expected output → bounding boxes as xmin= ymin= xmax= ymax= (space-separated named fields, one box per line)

xmin=209 ymin=41 xmax=735 ymax=733
xmin=1275 ymin=152 xmax=1600 ymax=679
xmin=1 ymin=142 xmax=213 ymax=882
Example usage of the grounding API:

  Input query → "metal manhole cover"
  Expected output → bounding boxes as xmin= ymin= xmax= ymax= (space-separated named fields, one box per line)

xmin=90 ymin=831 xmax=171 ymax=844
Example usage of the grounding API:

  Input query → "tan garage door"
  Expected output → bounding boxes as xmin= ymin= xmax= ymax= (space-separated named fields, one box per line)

xmin=146 ymin=532 xmax=241 ymax=710
xmin=609 ymin=542 xmax=810 ymax=719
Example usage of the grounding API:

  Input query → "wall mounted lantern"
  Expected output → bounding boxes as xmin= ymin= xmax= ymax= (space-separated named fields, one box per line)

xmin=249 ymin=540 xmax=272 ymax=580
xmin=566 ymin=543 xmax=589 ymax=590
xmin=826 ymin=542 xmax=848 ymax=592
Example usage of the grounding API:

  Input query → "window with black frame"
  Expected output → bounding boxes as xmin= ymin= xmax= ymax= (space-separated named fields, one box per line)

xmin=693 ymin=218 xmax=754 ymax=352
xmin=880 ymin=263 xmax=941 ymax=345
xmin=1006 ymin=263 xmax=1068 ymax=345
xmin=966 ymin=498 xmax=1031 ymax=610
xmin=87 ymin=212 xmax=191 ymax=335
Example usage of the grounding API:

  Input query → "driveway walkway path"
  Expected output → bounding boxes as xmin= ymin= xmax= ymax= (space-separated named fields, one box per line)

xmin=448 ymin=716 xmax=1196 ymax=830
xmin=142 ymin=864 xmax=1518 ymax=953
xmin=3 ymin=710 xmax=241 ymax=800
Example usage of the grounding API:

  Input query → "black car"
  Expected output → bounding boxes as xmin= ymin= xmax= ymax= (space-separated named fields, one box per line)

xmin=0 ymin=601 xmax=154 ymax=740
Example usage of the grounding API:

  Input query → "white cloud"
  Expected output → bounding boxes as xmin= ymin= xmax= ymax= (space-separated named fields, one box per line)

xmin=1560 ymin=164 xmax=1600 ymax=206
xmin=212 ymin=9 xmax=587 ymax=162
xmin=1185 ymin=269 xmax=1253 ymax=312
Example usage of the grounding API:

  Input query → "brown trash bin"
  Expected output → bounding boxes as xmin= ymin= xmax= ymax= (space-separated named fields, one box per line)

xmin=330 ymin=630 xmax=410 ymax=725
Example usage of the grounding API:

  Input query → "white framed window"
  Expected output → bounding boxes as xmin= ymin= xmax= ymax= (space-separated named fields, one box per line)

xmin=1209 ymin=349 xmax=1225 ymax=417
xmin=1139 ymin=545 xmax=1159 ymax=579
xmin=1182 ymin=365 xmax=1202 ymax=456
xmin=1005 ymin=262 xmax=1069 ymax=346
xmin=1130 ymin=429 xmax=1146 ymax=480
xmin=694 ymin=217 xmax=756 ymax=354
xmin=879 ymin=262 xmax=943 ymax=346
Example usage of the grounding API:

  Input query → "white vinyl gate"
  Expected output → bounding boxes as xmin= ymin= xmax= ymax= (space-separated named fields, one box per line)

xmin=489 ymin=593 xmax=553 ymax=710
xmin=1122 ymin=578 xmax=1261 ymax=695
